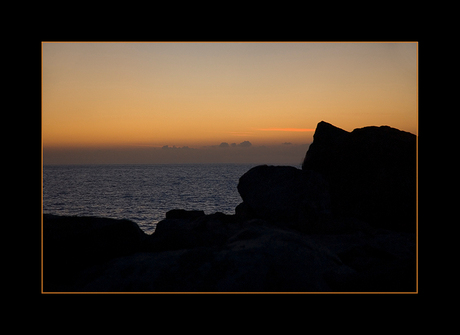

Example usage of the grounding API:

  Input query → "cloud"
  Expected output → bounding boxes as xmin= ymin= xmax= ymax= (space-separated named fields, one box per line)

xmin=238 ymin=141 xmax=252 ymax=147
xmin=213 ymin=141 xmax=251 ymax=148
xmin=257 ymin=128 xmax=315 ymax=132
xmin=162 ymin=145 xmax=191 ymax=150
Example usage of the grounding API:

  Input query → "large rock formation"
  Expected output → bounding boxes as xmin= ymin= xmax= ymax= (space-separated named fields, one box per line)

xmin=302 ymin=121 xmax=416 ymax=232
xmin=235 ymin=122 xmax=416 ymax=233
xmin=236 ymin=165 xmax=334 ymax=233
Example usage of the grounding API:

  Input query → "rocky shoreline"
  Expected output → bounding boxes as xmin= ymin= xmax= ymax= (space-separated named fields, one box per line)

xmin=42 ymin=121 xmax=417 ymax=292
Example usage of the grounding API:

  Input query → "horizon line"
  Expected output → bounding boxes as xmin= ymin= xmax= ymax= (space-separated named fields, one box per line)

xmin=256 ymin=128 xmax=315 ymax=132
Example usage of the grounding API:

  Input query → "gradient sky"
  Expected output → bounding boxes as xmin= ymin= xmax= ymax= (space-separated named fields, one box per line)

xmin=42 ymin=41 xmax=417 ymax=164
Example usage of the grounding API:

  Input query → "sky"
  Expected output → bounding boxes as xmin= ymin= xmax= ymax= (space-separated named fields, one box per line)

xmin=42 ymin=41 xmax=417 ymax=165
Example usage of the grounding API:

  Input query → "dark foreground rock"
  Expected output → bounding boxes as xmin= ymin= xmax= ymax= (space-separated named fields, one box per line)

xmin=73 ymin=223 xmax=343 ymax=292
xmin=43 ymin=212 xmax=416 ymax=292
xmin=43 ymin=214 xmax=146 ymax=291
xmin=42 ymin=121 xmax=417 ymax=292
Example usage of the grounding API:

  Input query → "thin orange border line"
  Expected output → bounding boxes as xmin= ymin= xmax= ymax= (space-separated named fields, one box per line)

xmin=41 ymin=41 xmax=44 ymax=294
xmin=416 ymin=42 xmax=419 ymax=293
xmin=41 ymin=41 xmax=418 ymax=44
xmin=42 ymin=291 xmax=418 ymax=294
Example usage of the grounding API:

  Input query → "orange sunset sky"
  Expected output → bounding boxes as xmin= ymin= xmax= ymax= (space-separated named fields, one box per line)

xmin=42 ymin=41 xmax=417 ymax=164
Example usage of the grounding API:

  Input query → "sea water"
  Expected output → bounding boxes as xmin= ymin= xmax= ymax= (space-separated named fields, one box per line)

xmin=42 ymin=164 xmax=272 ymax=234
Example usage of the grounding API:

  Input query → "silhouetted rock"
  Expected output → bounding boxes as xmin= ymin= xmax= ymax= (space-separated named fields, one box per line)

xmin=43 ymin=214 xmax=146 ymax=291
xmin=236 ymin=165 xmax=333 ymax=233
xmin=73 ymin=222 xmax=348 ymax=292
xmin=143 ymin=212 xmax=241 ymax=251
xmin=43 ymin=211 xmax=416 ymax=292
xmin=302 ymin=121 xmax=416 ymax=232
xmin=165 ymin=209 xmax=205 ymax=220
xmin=67 ymin=214 xmax=415 ymax=292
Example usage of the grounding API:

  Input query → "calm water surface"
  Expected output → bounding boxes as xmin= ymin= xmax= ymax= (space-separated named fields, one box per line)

xmin=43 ymin=164 xmax=265 ymax=234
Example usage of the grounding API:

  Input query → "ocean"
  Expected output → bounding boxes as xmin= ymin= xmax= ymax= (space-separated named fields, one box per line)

xmin=42 ymin=164 xmax=292 ymax=234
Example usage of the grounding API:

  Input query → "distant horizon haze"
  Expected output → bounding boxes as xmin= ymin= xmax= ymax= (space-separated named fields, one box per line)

xmin=43 ymin=141 xmax=312 ymax=165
